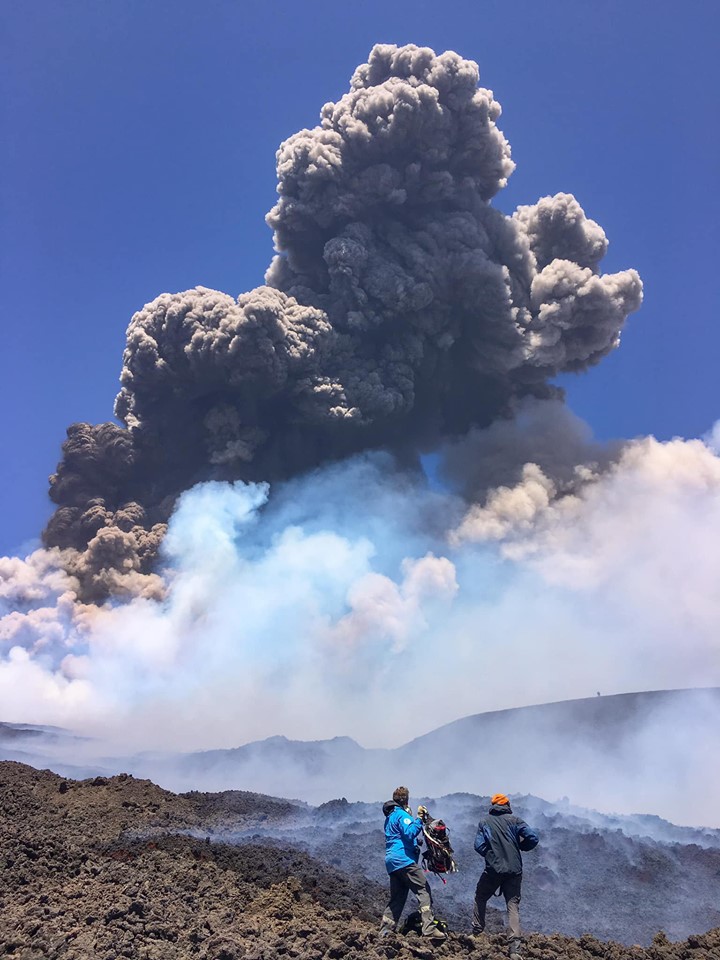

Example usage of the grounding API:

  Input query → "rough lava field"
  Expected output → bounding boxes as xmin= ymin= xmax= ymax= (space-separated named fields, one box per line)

xmin=2 ymin=761 xmax=720 ymax=960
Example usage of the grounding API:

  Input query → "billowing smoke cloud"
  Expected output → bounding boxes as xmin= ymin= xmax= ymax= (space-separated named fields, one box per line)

xmin=41 ymin=44 xmax=641 ymax=597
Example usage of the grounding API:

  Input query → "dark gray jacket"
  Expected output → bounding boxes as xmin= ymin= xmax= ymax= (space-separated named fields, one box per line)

xmin=474 ymin=803 xmax=539 ymax=875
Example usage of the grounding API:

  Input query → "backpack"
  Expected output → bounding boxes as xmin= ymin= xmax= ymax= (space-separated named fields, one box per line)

xmin=421 ymin=817 xmax=458 ymax=882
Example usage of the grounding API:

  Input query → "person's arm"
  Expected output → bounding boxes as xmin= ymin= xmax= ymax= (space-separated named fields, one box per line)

xmin=474 ymin=821 xmax=490 ymax=856
xmin=517 ymin=819 xmax=539 ymax=851
xmin=398 ymin=811 xmax=423 ymax=841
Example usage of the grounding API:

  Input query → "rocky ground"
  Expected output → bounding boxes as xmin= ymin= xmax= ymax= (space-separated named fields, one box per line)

xmin=2 ymin=761 xmax=719 ymax=960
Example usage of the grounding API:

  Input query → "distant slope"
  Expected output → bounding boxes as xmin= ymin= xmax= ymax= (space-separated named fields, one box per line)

xmin=3 ymin=688 xmax=719 ymax=825
xmin=405 ymin=688 xmax=720 ymax=750
xmin=393 ymin=688 xmax=720 ymax=825
xmin=159 ymin=688 xmax=720 ymax=825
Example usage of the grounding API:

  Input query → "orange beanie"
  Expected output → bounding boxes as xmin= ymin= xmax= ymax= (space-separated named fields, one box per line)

xmin=491 ymin=793 xmax=510 ymax=806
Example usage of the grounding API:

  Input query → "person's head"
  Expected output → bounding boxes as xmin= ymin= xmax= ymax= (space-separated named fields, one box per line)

xmin=491 ymin=793 xmax=510 ymax=807
xmin=392 ymin=786 xmax=410 ymax=807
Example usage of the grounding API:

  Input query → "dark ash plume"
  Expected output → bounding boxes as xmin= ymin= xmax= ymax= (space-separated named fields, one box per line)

xmin=43 ymin=44 xmax=642 ymax=597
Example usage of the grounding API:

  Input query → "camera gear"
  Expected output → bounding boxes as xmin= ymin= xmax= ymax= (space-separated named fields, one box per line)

xmin=418 ymin=806 xmax=458 ymax=883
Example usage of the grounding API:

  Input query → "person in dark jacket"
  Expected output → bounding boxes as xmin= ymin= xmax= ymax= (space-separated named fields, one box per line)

xmin=473 ymin=793 xmax=538 ymax=959
xmin=379 ymin=786 xmax=446 ymax=940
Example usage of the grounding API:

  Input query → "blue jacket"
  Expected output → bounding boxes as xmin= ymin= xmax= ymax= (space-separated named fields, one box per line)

xmin=383 ymin=800 xmax=423 ymax=874
xmin=474 ymin=803 xmax=539 ymax=875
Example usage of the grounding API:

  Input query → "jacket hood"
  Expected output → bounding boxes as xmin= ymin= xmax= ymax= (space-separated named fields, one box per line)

xmin=489 ymin=803 xmax=513 ymax=815
xmin=383 ymin=800 xmax=398 ymax=817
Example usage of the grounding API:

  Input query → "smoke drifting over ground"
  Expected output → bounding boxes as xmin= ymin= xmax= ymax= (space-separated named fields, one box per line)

xmin=1 ymin=44 xmax=717 ymax=825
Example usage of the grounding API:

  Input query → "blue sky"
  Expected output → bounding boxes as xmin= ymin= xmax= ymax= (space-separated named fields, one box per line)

xmin=2 ymin=0 xmax=718 ymax=556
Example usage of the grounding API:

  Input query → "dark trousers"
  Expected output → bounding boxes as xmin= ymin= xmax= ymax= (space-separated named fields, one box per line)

xmin=381 ymin=863 xmax=435 ymax=935
xmin=473 ymin=869 xmax=522 ymax=947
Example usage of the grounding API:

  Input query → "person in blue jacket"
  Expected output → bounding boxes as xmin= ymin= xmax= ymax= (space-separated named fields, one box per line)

xmin=379 ymin=786 xmax=447 ymax=940
xmin=473 ymin=793 xmax=539 ymax=959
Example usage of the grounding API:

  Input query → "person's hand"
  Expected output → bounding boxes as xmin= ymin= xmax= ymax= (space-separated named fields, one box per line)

xmin=417 ymin=805 xmax=428 ymax=820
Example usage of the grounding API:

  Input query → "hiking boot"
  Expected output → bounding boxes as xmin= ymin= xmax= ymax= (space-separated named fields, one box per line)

xmin=508 ymin=935 xmax=522 ymax=958
xmin=424 ymin=927 xmax=448 ymax=941
xmin=379 ymin=926 xmax=395 ymax=938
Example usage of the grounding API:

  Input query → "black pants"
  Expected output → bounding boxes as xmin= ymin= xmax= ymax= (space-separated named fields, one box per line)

xmin=473 ymin=869 xmax=522 ymax=948
xmin=381 ymin=863 xmax=435 ymax=935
